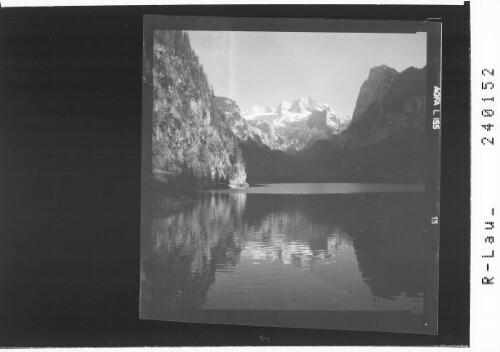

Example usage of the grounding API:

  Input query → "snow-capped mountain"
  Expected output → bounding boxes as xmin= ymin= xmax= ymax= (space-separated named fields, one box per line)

xmin=241 ymin=105 xmax=277 ymax=122
xmin=241 ymin=97 xmax=351 ymax=151
xmin=214 ymin=97 xmax=288 ymax=151
xmin=243 ymin=105 xmax=276 ymax=115
xmin=290 ymin=96 xmax=322 ymax=113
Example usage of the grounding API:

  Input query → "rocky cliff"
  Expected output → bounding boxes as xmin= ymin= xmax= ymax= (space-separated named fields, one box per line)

xmin=300 ymin=65 xmax=427 ymax=182
xmin=152 ymin=31 xmax=246 ymax=189
xmin=214 ymin=96 xmax=287 ymax=151
xmin=151 ymin=32 xmax=427 ymax=186
xmin=350 ymin=65 xmax=399 ymax=127
xmin=340 ymin=65 xmax=426 ymax=148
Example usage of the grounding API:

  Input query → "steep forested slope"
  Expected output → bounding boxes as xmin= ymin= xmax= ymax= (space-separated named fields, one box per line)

xmin=152 ymin=31 xmax=246 ymax=189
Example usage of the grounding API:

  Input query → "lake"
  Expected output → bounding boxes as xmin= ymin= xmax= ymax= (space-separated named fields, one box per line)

xmin=140 ymin=183 xmax=434 ymax=331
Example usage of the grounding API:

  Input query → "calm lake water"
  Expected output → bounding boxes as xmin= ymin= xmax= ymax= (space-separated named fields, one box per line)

xmin=140 ymin=183 xmax=428 ymax=319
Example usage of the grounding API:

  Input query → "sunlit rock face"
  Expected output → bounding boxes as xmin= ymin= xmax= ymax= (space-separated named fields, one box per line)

xmin=152 ymin=31 xmax=246 ymax=188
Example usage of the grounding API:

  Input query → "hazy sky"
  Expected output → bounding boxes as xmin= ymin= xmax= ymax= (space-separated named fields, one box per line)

xmin=188 ymin=31 xmax=426 ymax=116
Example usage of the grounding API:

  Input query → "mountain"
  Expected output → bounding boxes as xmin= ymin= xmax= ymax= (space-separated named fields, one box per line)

xmin=151 ymin=31 xmax=246 ymax=190
xmin=242 ymin=105 xmax=276 ymax=117
xmin=339 ymin=65 xmax=426 ymax=148
xmin=214 ymin=96 xmax=288 ymax=151
xmin=212 ymin=96 xmax=304 ymax=182
xmin=350 ymin=65 xmax=399 ymax=127
xmin=300 ymin=65 xmax=427 ymax=182
xmin=150 ymin=30 xmax=427 ymax=187
xmin=234 ymin=65 xmax=427 ymax=184
xmin=290 ymin=96 xmax=323 ymax=113
xmin=241 ymin=97 xmax=350 ymax=151
xmin=277 ymin=100 xmax=292 ymax=115
xmin=306 ymin=108 xmax=350 ymax=135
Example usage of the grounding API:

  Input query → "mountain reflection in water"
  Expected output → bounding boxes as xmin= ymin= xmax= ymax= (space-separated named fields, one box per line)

xmin=140 ymin=186 xmax=426 ymax=316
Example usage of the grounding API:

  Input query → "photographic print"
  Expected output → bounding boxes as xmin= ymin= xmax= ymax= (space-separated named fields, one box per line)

xmin=140 ymin=16 xmax=441 ymax=334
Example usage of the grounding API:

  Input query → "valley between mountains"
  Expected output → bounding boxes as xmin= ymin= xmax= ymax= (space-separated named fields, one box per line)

xmin=147 ymin=30 xmax=426 ymax=190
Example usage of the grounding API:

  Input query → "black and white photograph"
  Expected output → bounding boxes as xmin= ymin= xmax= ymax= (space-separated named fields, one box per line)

xmin=140 ymin=16 xmax=442 ymax=334
xmin=2 ymin=1 xmax=477 ymax=348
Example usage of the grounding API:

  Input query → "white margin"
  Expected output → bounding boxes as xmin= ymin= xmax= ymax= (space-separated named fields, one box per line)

xmin=1 ymin=0 xmax=465 ymax=7
xmin=471 ymin=0 xmax=500 ymax=351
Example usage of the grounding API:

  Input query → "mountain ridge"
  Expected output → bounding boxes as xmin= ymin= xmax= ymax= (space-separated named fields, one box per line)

xmin=338 ymin=65 xmax=426 ymax=148
xmin=232 ymin=65 xmax=427 ymax=183
xmin=150 ymin=30 xmax=427 ymax=187
xmin=240 ymin=96 xmax=350 ymax=151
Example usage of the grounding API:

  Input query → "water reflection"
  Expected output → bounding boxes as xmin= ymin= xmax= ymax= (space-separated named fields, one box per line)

xmin=140 ymin=189 xmax=427 ymax=315
xmin=141 ymin=193 xmax=246 ymax=312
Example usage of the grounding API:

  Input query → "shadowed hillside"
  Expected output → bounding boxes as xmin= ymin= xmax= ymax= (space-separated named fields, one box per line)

xmin=232 ymin=65 xmax=427 ymax=183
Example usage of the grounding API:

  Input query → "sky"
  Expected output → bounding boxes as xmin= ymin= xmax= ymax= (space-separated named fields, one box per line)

xmin=187 ymin=30 xmax=426 ymax=117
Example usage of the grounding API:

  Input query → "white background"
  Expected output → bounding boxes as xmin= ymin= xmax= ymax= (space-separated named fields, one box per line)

xmin=471 ymin=0 xmax=499 ymax=352
xmin=2 ymin=0 xmax=498 ymax=351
